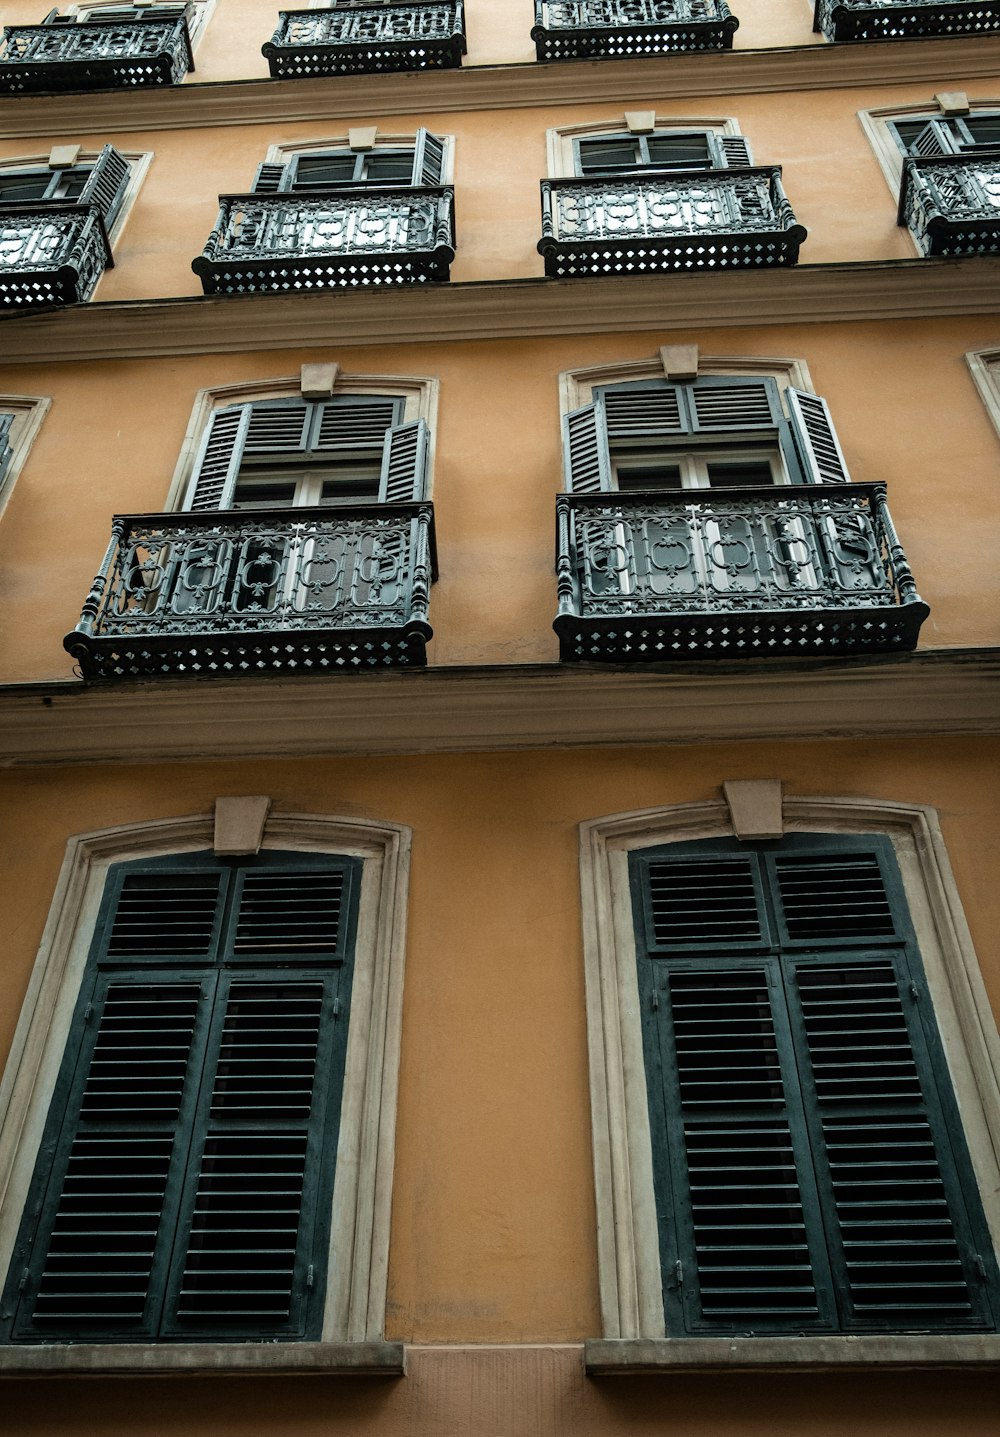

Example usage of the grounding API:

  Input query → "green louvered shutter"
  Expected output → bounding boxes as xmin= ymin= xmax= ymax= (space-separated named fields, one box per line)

xmin=314 ymin=395 xmax=403 ymax=456
xmin=631 ymin=835 xmax=999 ymax=1336
xmin=411 ymin=129 xmax=447 ymax=187
xmin=3 ymin=852 xmax=360 ymax=1344
xmin=183 ymin=405 xmax=252 ymax=510
xmin=562 ymin=404 xmax=612 ymax=493
xmin=251 ymin=161 xmax=289 ymax=194
xmin=378 ymin=419 xmax=430 ymax=502
xmin=786 ymin=388 xmax=852 ymax=484
xmin=718 ymin=135 xmax=754 ymax=169
xmin=0 ymin=413 xmax=14 ymax=492
xmin=77 ymin=144 xmax=131 ymax=227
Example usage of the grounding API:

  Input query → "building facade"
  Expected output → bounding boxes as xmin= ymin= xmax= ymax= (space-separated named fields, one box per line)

xmin=0 ymin=0 xmax=999 ymax=1430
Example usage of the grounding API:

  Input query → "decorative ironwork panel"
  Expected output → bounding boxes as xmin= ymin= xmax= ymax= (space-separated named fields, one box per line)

xmin=264 ymin=3 xmax=465 ymax=77
xmin=193 ymin=188 xmax=455 ymax=294
xmin=0 ymin=18 xmax=192 ymax=94
xmin=538 ymin=170 xmax=806 ymax=277
xmin=554 ymin=486 xmax=928 ymax=661
xmin=532 ymin=0 xmax=738 ymax=60
xmin=814 ymin=0 xmax=1000 ymax=41
xmin=900 ymin=154 xmax=1000 ymax=255
xmin=0 ymin=204 xmax=111 ymax=310
xmin=64 ymin=505 xmax=437 ymax=680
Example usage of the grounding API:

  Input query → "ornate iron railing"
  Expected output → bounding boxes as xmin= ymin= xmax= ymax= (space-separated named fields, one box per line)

xmin=0 ymin=203 xmax=112 ymax=310
xmin=813 ymin=0 xmax=1000 ymax=41
xmin=538 ymin=169 xmax=806 ymax=277
xmin=264 ymin=3 xmax=466 ymax=77
xmin=192 ymin=187 xmax=455 ymax=294
xmin=64 ymin=504 xmax=437 ymax=680
xmin=554 ymin=485 xmax=928 ymax=661
xmin=899 ymin=152 xmax=1000 ymax=255
xmin=0 ymin=16 xmax=192 ymax=94
xmin=532 ymin=0 xmax=738 ymax=60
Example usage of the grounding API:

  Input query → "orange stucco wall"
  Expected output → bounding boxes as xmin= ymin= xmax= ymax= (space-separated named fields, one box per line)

xmin=1 ymin=319 xmax=999 ymax=683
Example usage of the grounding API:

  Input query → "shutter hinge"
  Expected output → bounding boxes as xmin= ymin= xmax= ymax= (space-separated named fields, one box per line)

xmin=908 ymin=981 xmax=920 ymax=1002
xmin=332 ymin=997 xmax=341 ymax=1022
xmin=975 ymin=1254 xmax=988 ymax=1281
xmin=83 ymin=1001 xmax=93 ymax=1023
xmin=306 ymin=1264 xmax=315 ymax=1290
xmin=670 ymin=1259 xmax=683 ymax=1289
xmin=651 ymin=989 xmax=659 ymax=1012
xmin=17 ymin=1266 xmax=29 ymax=1294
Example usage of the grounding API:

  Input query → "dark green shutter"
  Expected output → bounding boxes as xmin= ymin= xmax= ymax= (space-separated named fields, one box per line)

xmin=314 ymin=396 xmax=403 ymax=455
xmin=0 ymin=413 xmax=14 ymax=491
xmin=411 ymin=129 xmax=446 ymax=187
xmin=632 ymin=835 xmax=999 ymax=1336
xmin=183 ymin=405 xmax=252 ymax=510
xmin=685 ymin=376 xmax=784 ymax=433
xmin=719 ymin=135 xmax=754 ymax=168
xmin=786 ymin=388 xmax=852 ymax=484
xmin=3 ymin=852 xmax=360 ymax=1344
xmin=251 ymin=161 xmax=289 ymax=194
xmin=77 ymin=144 xmax=131 ymax=227
xmin=562 ymin=404 xmax=612 ymax=493
xmin=378 ymin=419 xmax=430 ymax=502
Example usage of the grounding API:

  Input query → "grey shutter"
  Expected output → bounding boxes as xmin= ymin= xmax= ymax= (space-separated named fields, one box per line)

xmin=183 ymin=405 xmax=252 ymax=511
xmin=601 ymin=384 xmax=687 ymax=444
xmin=718 ymin=135 xmax=754 ymax=169
xmin=242 ymin=400 xmax=313 ymax=458
xmin=252 ymin=161 xmax=289 ymax=194
xmin=377 ymin=419 xmax=430 ymax=502
xmin=687 ymin=377 xmax=783 ymax=433
xmin=786 ymin=388 xmax=852 ymax=484
xmin=0 ymin=413 xmax=14 ymax=491
xmin=314 ymin=396 xmax=402 ymax=455
xmin=563 ymin=404 xmax=612 ymax=493
xmin=411 ymin=129 xmax=447 ymax=187
xmin=909 ymin=120 xmax=955 ymax=158
xmin=77 ymin=144 xmax=131 ymax=227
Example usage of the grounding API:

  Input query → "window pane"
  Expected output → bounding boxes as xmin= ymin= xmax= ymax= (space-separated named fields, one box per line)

xmin=706 ymin=461 xmax=776 ymax=488
xmin=292 ymin=155 xmax=359 ymax=188
xmin=964 ymin=116 xmax=1000 ymax=147
xmin=617 ymin=463 xmax=683 ymax=491
xmin=647 ymin=135 xmax=713 ymax=169
xmin=0 ymin=172 xmax=53 ymax=203
xmin=362 ymin=153 xmax=416 ymax=183
xmin=578 ymin=139 xmax=641 ymax=173
xmin=232 ymin=480 xmax=298 ymax=509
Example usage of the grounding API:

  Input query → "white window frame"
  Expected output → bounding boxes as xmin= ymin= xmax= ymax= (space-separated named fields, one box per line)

xmin=546 ymin=116 xmax=743 ymax=179
xmin=262 ymin=133 xmax=455 ymax=187
xmin=580 ymin=794 xmax=1000 ymax=1361
xmin=0 ymin=809 xmax=410 ymax=1369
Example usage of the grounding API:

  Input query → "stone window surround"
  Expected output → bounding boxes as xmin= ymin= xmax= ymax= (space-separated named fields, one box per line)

xmin=0 ymin=395 xmax=50 ymax=523
xmin=0 ymin=810 xmax=410 ymax=1374
xmin=546 ymin=114 xmax=743 ymax=179
xmin=580 ymin=793 xmax=1000 ymax=1367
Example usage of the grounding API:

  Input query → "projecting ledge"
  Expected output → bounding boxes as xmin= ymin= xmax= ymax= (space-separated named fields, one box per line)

xmin=0 ymin=1341 xmax=406 ymax=1378
xmin=585 ymin=1336 xmax=1000 ymax=1374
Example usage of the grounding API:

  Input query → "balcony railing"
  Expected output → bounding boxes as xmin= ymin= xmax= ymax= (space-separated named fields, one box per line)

xmin=538 ymin=169 xmax=806 ymax=278
xmin=0 ymin=16 xmax=193 ymax=94
xmin=263 ymin=3 xmax=466 ymax=77
xmin=554 ymin=485 xmax=928 ymax=662
xmin=814 ymin=0 xmax=1000 ymax=41
xmin=899 ymin=152 xmax=1000 ymax=255
xmin=192 ymin=187 xmax=455 ymax=294
xmin=0 ymin=203 xmax=112 ymax=310
xmin=64 ymin=504 xmax=437 ymax=681
xmin=532 ymin=0 xmax=738 ymax=61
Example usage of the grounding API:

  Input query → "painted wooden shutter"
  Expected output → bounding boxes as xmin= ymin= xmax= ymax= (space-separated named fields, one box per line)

xmin=632 ymin=836 xmax=998 ymax=1336
xmin=251 ymin=161 xmax=289 ymax=194
xmin=378 ymin=419 xmax=430 ymax=502
xmin=562 ymin=404 xmax=612 ymax=493
xmin=718 ymin=135 xmax=754 ymax=169
xmin=601 ymin=383 xmax=687 ymax=444
xmin=77 ymin=144 xmax=131 ymax=226
xmin=314 ymin=396 xmax=402 ymax=455
xmin=685 ymin=376 xmax=783 ymax=433
xmin=0 ymin=413 xmax=14 ymax=491
xmin=786 ymin=388 xmax=852 ymax=484
xmin=182 ymin=405 xmax=252 ymax=511
xmin=4 ymin=855 xmax=359 ymax=1344
xmin=242 ymin=400 xmax=314 ymax=459
xmin=411 ymin=129 xmax=447 ymax=187
xmin=908 ymin=121 xmax=956 ymax=158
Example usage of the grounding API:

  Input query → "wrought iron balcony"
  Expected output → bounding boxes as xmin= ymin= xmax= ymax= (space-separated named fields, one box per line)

xmin=554 ymin=485 xmax=928 ymax=662
xmin=0 ymin=15 xmax=192 ymax=94
xmin=64 ymin=504 xmax=437 ymax=681
xmin=814 ymin=0 xmax=1000 ymax=41
xmin=532 ymin=0 xmax=738 ymax=61
xmin=899 ymin=151 xmax=1000 ymax=255
xmin=538 ymin=169 xmax=806 ymax=278
xmin=0 ymin=202 xmax=112 ymax=310
xmin=263 ymin=3 xmax=466 ymax=77
xmin=192 ymin=187 xmax=455 ymax=294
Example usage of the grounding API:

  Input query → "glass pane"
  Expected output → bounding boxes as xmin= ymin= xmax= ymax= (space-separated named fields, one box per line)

xmin=617 ymin=463 xmax=683 ymax=491
xmin=362 ymin=153 xmax=415 ymax=183
xmin=0 ymin=172 xmax=53 ymax=203
xmin=292 ymin=154 xmax=359 ymax=188
xmin=706 ymin=461 xmax=776 ymax=488
xmin=964 ymin=116 xmax=1000 ymax=147
xmin=578 ymin=139 xmax=641 ymax=173
xmin=647 ymin=135 xmax=713 ymax=169
xmin=231 ymin=480 xmax=298 ymax=510
xmin=319 ymin=471 xmax=379 ymax=503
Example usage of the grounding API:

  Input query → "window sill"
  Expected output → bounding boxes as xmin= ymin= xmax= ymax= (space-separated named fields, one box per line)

xmin=585 ymin=1336 xmax=1000 ymax=1374
xmin=0 ymin=1341 xmax=405 ymax=1378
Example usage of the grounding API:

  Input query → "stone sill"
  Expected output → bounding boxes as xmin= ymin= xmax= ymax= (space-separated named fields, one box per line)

xmin=0 ymin=1341 xmax=405 ymax=1378
xmin=586 ymin=1336 xmax=1000 ymax=1373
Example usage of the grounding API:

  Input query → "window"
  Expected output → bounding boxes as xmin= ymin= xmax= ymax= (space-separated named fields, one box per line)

xmin=183 ymin=394 xmax=428 ymax=511
xmin=1 ymin=850 xmax=360 ymax=1343
xmin=631 ymin=833 xmax=999 ymax=1335
xmin=251 ymin=131 xmax=447 ymax=195
xmin=890 ymin=112 xmax=1000 ymax=157
xmin=0 ymin=147 xmax=130 ymax=230
xmin=579 ymin=799 xmax=1000 ymax=1367
xmin=562 ymin=376 xmax=851 ymax=495
xmin=0 ymin=396 xmax=50 ymax=518
xmin=0 ymin=414 xmax=14 ymax=493
xmin=889 ymin=108 xmax=1000 ymax=256
xmin=573 ymin=128 xmax=752 ymax=175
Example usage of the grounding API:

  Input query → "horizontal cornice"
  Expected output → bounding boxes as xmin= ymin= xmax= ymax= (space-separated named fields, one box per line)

xmin=1 ymin=650 xmax=997 ymax=767
xmin=0 ymin=38 xmax=998 ymax=136
xmin=1 ymin=258 xmax=998 ymax=362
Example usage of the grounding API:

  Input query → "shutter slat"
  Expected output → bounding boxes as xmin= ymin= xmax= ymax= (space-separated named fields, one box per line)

xmin=645 ymin=856 xmax=765 ymax=950
xmin=719 ymin=135 xmax=754 ymax=169
xmin=252 ymin=161 xmax=288 ymax=194
xmin=106 ymin=872 xmax=224 ymax=956
xmin=412 ymin=128 xmax=446 ymax=187
xmin=603 ymin=387 xmax=685 ymax=442
xmin=315 ymin=397 xmax=399 ymax=453
xmin=184 ymin=407 xmax=252 ymax=511
xmin=689 ymin=379 xmax=779 ymax=432
xmin=772 ymin=851 xmax=895 ymax=940
xmin=243 ymin=403 xmax=312 ymax=457
xmin=77 ymin=143 xmax=131 ymax=227
xmin=233 ymin=870 xmax=346 ymax=959
xmin=377 ymin=418 xmax=430 ymax=503
xmin=563 ymin=403 xmax=611 ymax=493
